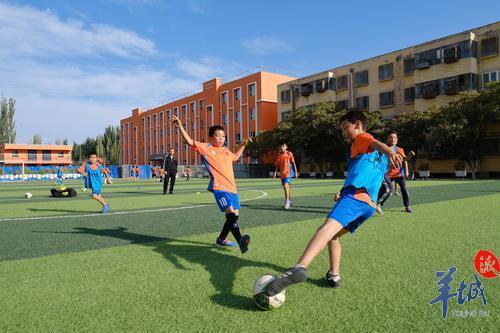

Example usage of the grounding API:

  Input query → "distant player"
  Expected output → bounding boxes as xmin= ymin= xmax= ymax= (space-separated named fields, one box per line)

xmin=376 ymin=132 xmax=414 ymax=214
xmin=77 ymin=153 xmax=111 ymax=213
xmin=256 ymin=111 xmax=402 ymax=301
xmin=185 ymin=165 xmax=192 ymax=181
xmin=172 ymin=115 xmax=252 ymax=253
xmin=273 ymin=143 xmax=298 ymax=209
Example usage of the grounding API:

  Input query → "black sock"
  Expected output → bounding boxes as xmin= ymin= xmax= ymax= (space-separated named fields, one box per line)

xmin=226 ymin=213 xmax=242 ymax=242
xmin=218 ymin=218 xmax=232 ymax=241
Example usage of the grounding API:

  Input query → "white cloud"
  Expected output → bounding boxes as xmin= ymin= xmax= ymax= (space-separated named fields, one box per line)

xmin=242 ymin=37 xmax=293 ymax=55
xmin=176 ymin=57 xmax=246 ymax=81
xmin=0 ymin=2 xmax=156 ymax=60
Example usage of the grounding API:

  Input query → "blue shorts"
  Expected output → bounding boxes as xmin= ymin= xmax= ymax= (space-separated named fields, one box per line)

xmin=281 ymin=177 xmax=291 ymax=186
xmin=213 ymin=190 xmax=240 ymax=212
xmin=327 ymin=194 xmax=375 ymax=233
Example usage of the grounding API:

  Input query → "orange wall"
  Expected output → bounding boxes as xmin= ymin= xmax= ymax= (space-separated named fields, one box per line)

xmin=0 ymin=144 xmax=72 ymax=165
xmin=120 ymin=71 xmax=295 ymax=165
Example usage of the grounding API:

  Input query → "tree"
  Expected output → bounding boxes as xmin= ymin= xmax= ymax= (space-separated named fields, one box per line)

xmin=63 ymin=138 xmax=68 ymax=145
xmin=431 ymin=81 xmax=500 ymax=179
xmin=33 ymin=134 xmax=42 ymax=144
xmin=103 ymin=126 xmax=121 ymax=164
xmin=96 ymin=135 xmax=105 ymax=159
xmin=247 ymin=102 xmax=384 ymax=173
xmin=55 ymin=138 xmax=62 ymax=145
xmin=0 ymin=97 xmax=7 ymax=143
xmin=383 ymin=109 xmax=436 ymax=178
xmin=0 ymin=97 xmax=16 ymax=144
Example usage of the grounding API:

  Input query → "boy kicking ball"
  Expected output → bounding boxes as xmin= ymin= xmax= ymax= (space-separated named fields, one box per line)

xmin=258 ymin=111 xmax=403 ymax=301
xmin=171 ymin=115 xmax=252 ymax=253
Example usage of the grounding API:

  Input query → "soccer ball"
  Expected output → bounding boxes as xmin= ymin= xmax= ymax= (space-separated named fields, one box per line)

xmin=25 ymin=192 xmax=32 ymax=199
xmin=253 ymin=274 xmax=286 ymax=310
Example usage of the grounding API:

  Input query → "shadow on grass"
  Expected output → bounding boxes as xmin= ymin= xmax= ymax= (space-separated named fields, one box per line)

xmin=50 ymin=226 xmax=285 ymax=311
xmin=245 ymin=203 xmax=329 ymax=215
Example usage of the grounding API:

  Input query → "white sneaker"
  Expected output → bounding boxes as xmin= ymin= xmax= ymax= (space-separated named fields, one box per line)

xmin=284 ymin=200 xmax=291 ymax=209
xmin=375 ymin=205 xmax=384 ymax=215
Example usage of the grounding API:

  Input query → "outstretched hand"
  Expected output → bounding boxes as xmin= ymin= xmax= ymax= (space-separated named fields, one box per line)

xmin=171 ymin=115 xmax=181 ymax=127
xmin=242 ymin=137 xmax=253 ymax=146
xmin=389 ymin=151 xmax=404 ymax=168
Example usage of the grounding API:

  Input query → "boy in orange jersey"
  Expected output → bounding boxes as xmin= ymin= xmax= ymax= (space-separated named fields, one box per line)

xmin=273 ymin=143 xmax=298 ymax=209
xmin=172 ymin=115 xmax=252 ymax=253
xmin=77 ymin=153 xmax=111 ymax=213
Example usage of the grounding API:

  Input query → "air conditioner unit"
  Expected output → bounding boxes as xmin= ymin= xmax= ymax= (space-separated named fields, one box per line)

xmin=300 ymin=84 xmax=313 ymax=96
xmin=444 ymin=79 xmax=458 ymax=95
xmin=416 ymin=60 xmax=432 ymax=69
xmin=443 ymin=46 xmax=459 ymax=63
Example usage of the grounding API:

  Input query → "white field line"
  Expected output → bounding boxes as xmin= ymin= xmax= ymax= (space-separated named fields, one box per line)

xmin=0 ymin=190 xmax=268 ymax=222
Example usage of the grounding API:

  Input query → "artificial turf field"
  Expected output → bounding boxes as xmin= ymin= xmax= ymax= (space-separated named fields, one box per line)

xmin=0 ymin=178 xmax=498 ymax=332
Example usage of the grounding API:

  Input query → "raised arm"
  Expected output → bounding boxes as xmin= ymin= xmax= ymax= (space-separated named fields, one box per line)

xmin=234 ymin=138 xmax=252 ymax=161
xmin=171 ymin=115 xmax=194 ymax=146
xmin=370 ymin=139 xmax=403 ymax=168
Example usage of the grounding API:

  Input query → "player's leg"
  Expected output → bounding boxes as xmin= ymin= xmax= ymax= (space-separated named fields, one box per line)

xmin=169 ymin=172 xmax=176 ymax=194
xmin=163 ymin=172 xmax=169 ymax=194
xmin=326 ymin=228 xmax=349 ymax=287
xmin=396 ymin=177 xmax=412 ymax=212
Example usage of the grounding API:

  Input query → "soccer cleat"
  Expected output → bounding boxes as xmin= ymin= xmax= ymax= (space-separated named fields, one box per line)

xmin=264 ymin=266 xmax=307 ymax=296
xmin=215 ymin=238 xmax=237 ymax=247
xmin=375 ymin=205 xmax=384 ymax=215
xmin=325 ymin=271 xmax=341 ymax=288
xmin=405 ymin=207 xmax=413 ymax=213
xmin=394 ymin=191 xmax=400 ymax=196
xmin=284 ymin=200 xmax=291 ymax=210
xmin=238 ymin=235 xmax=250 ymax=253
xmin=101 ymin=204 xmax=110 ymax=214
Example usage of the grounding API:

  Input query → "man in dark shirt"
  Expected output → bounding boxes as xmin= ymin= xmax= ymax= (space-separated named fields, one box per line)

xmin=163 ymin=148 xmax=178 ymax=194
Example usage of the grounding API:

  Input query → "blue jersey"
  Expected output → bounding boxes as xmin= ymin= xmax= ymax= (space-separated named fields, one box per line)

xmin=84 ymin=162 xmax=104 ymax=194
xmin=343 ymin=145 xmax=388 ymax=203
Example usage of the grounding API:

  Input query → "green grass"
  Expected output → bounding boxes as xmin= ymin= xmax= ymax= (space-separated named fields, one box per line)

xmin=0 ymin=178 xmax=498 ymax=332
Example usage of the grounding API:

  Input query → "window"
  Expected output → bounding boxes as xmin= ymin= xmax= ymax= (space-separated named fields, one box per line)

xmin=404 ymin=87 xmax=415 ymax=103
xmin=58 ymin=151 xmax=64 ymax=157
xmin=415 ymin=48 xmax=440 ymax=68
xmin=223 ymin=114 xmax=228 ymax=125
xmin=444 ymin=78 xmax=458 ymax=95
xmin=235 ymin=111 xmax=240 ymax=123
xmin=235 ymin=133 xmax=241 ymax=143
xmin=404 ymin=58 xmax=415 ymax=75
xmin=221 ymin=92 xmax=228 ymax=104
xmin=200 ymin=120 xmax=205 ymax=129
xmin=300 ymin=83 xmax=313 ymax=96
xmin=336 ymin=99 xmax=348 ymax=111
xmin=482 ymin=70 xmax=499 ymax=86
xmin=182 ymin=105 xmax=187 ymax=115
xmin=11 ymin=150 xmax=19 ymax=157
xmin=458 ymin=73 xmax=477 ymax=91
xmin=250 ymin=131 xmax=256 ymax=138
xmin=167 ymin=110 xmax=170 ymax=119
xmin=316 ymin=78 xmax=328 ymax=92
xmin=248 ymin=84 xmax=256 ymax=96
xmin=379 ymin=63 xmax=393 ymax=81
xmin=355 ymin=96 xmax=369 ymax=111
xmin=355 ymin=70 xmax=369 ymax=86
xmin=199 ymin=100 xmax=204 ymax=109
xmin=250 ymin=107 xmax=256 ymax=120
xmin=379 ymin=91 xmax=394 ymax=107
xmin=481 ymin=36 xmax=498 ymax=57
xmin=190 ymin=102 xmax=196 ymax=113
xmin=422 ymin=82 xmax=439 ymax=99
xmin=28 ymin=150 xmax=37 ymax=161
xmin=207 ymin=105 xmax=212 ymax=112
xmin=329 ymin=77 xmax=336 ymax=90
xmin=280 ymin=90 xmax=291 ymax=103
xmin=234 ymin=88 xmax=241 ymax=100
xmin=281 ymin=111 xmax=291 ymax=121
xmin=336 ymin=75 xmax=348 ymax=90
xmin=174 ymin=107 xmax=178 ymax=116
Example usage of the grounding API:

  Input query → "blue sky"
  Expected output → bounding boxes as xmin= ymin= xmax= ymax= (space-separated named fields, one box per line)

xmin=0 ymin=0 xmax=499 ymax=143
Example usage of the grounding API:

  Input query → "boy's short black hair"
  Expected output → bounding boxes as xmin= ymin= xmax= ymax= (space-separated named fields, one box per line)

xmin=88 ymin=152 xmax=97 ymax=157
xmin=339 ymin=111 xmax=367 ymax=129
xmin=388 ymin=131 xmax=398 ymax=136
xmin=209 ymin=125 xmax=225 ymax=137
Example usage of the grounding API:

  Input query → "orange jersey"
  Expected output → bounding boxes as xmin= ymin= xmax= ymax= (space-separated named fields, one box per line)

xmin=78 ymin=162 xmax=106 ymax=174
xmin=386 ymin=146 xmax=406 ymax=179
xmin=349 ymin=133 xmax=376 ymax=207
xmin=275 ymin=151 xmax=295 ymax=179
xmin=193 ymin=141 xmax=238 ymax=194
